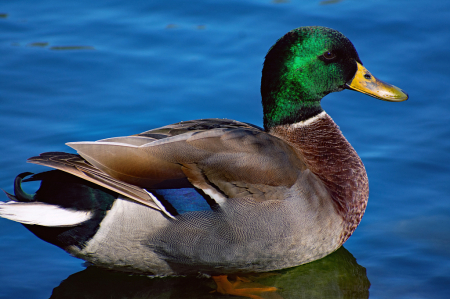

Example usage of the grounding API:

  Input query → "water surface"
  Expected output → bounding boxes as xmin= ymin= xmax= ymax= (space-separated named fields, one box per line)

xmin=1 ymin=0 xmax=449 ymax=298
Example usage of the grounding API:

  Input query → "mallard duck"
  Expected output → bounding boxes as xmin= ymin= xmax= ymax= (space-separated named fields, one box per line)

xmin=0 ymin=26 xmax=407 ymax=298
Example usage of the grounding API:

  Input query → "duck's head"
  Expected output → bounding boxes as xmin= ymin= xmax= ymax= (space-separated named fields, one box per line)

xmin=261 ymin=26 xmax=408 ymax=130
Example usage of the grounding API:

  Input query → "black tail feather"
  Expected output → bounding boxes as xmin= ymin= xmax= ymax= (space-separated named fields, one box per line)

xmin=13 ymin=172 xmax=35 ymax=202
xmin=2 ymin=189 xmax=18 ymax=201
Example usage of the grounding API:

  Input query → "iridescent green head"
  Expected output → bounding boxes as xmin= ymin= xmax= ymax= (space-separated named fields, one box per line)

xmin=261 ymin=26 xmax=408 ymax=130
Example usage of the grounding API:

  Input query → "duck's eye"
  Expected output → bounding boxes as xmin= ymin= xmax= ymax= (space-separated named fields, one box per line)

xmin=323 ymin=51 xmax=336 ymax=60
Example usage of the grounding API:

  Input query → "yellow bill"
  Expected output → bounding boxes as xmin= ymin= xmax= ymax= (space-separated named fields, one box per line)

xmin=346 ymin=62 xmax=408 ymax=102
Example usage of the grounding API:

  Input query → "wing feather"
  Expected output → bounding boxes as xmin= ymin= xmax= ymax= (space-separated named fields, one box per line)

xmin=27 ymin=152 xmax=161 ymax=211
xmin=66 ymin=119 xmax=306 ymax=203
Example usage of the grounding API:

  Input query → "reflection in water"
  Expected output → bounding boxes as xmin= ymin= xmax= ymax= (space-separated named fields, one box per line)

xmin=27 ymin=42 xmax=50 ymax=47
xmin=50 ymin=247 xmax=369 ymax=299
xmin=49 ymin=46 xmax=95 ymax=50
xmin=24 ymin=42 xmax=94 ymax=50
xmin=320 ymin=0 xmax=344 ymax=5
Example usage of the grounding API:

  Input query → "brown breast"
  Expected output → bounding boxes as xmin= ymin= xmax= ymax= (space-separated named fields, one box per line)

xmin=269 ymin=112 xmax=369 ymax=244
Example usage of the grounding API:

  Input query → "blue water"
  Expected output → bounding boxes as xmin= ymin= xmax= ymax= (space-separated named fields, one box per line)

xmin=0 ymin=0 xmax=449 ymax=298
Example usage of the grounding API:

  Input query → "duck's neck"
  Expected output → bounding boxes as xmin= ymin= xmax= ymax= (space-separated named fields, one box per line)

xmin=261 ymin=58 xmax=326 ymax=130
xmin=269 ymin=112 xmax=369 ymax=244
xmin=262 ymin=96 xmax=323 ymax=130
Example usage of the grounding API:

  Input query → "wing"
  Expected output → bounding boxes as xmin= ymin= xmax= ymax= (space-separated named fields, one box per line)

xmin=63 ymin=119 xmax=307 ymax=205
xmin=27 ymin=152 xmax=162 ymax=211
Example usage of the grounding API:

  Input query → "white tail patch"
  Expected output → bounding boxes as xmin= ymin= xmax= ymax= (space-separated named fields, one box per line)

xmin=0 ymin=201 xmax=93 ymax=227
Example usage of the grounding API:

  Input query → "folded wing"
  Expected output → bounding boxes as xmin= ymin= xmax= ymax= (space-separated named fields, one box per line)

xmin=32 ymin=119 xmax=307 ymax=208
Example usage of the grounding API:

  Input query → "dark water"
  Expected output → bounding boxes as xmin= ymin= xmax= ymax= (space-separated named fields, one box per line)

xmin=0 ymin=0 xmax=449 ymax=298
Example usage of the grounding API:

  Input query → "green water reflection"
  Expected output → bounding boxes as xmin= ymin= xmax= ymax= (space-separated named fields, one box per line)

xmin=50 ymin=247 xmax=369 ymax=299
